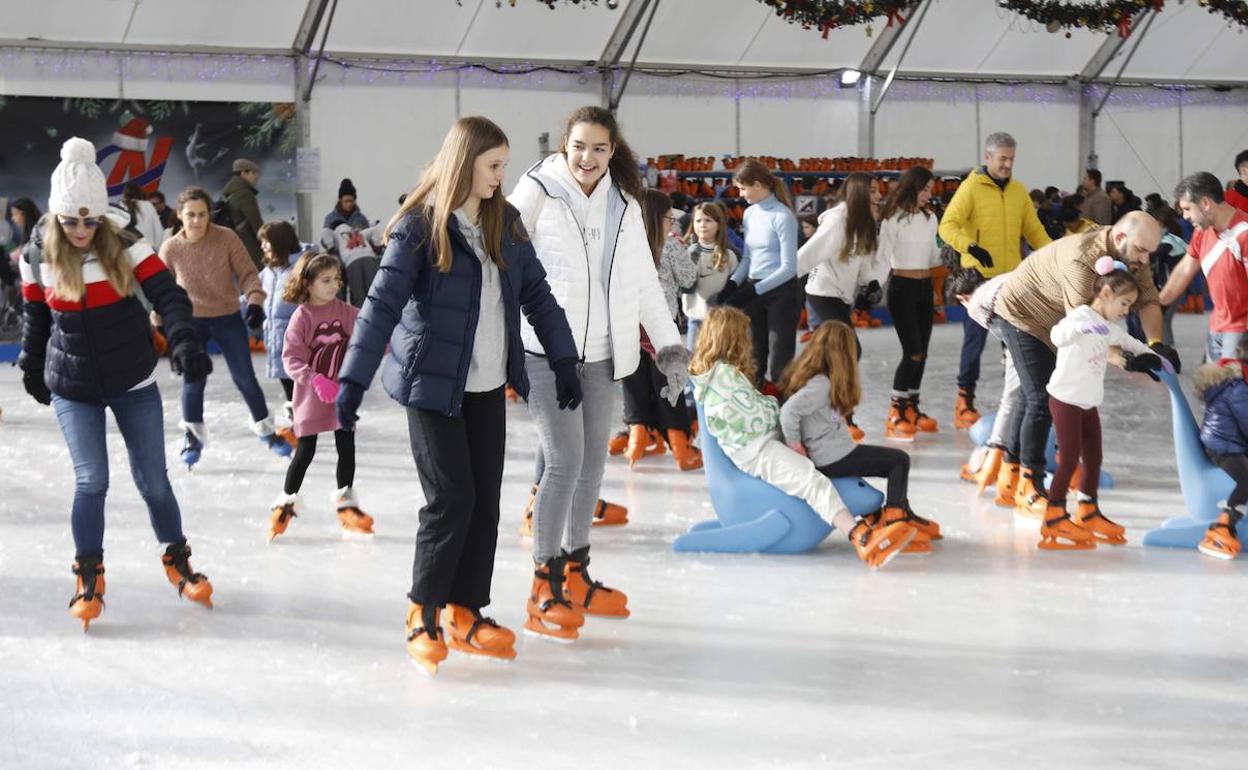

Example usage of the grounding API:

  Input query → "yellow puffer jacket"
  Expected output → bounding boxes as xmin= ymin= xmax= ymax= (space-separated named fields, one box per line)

xmin=937 ymin=169 xmax=1051 ymax=278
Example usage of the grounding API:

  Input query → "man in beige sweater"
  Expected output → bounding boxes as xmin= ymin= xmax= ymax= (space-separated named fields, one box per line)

xmin=992 ymin=211 xmax=1179 ymax=517
xmin=159 ymin=186 xmax=290 ymax=466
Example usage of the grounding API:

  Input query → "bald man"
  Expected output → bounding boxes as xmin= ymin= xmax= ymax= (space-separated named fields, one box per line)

xmin=990 ymin=211 xmax=1179 ymax=517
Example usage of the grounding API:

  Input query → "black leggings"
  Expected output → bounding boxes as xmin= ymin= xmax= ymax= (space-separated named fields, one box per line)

xmin=621 ymin=353 xmax=692 ymax=433
xmin=280 ymin=378 xmax=294 ymax=402
xmin=1210 ymin=452 xmax=1248 ymax=508
xmin=887 ymin=276 xmax=934 ymax=394
xmin=284 ymin=430 xmax=356 ymax=495
xmin=806 ymin=294 xmax=861 ymax=359
xmin=816 ymin=444 xmax=910 ymax=508
xmin=745 ymin=279 xmax=801 ymax=384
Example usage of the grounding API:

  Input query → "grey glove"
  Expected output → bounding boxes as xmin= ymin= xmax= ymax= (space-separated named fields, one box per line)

xmin=655 ymin=344 xmax=691 ymax=407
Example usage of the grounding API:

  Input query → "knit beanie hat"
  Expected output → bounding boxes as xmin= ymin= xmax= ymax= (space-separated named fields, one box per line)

xmin=48 ymin=137 xmax=109 ymax=218
xmin=338 ymin=178 xmax=357 ymax=199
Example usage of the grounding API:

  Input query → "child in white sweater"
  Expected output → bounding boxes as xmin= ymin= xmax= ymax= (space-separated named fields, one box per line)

xmin=1040 ymin=257 xmax=1163 ymax=551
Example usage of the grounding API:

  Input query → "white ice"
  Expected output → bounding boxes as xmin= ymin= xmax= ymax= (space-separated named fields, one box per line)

xmin=1 ymin=313 xmax=1245 ymax=770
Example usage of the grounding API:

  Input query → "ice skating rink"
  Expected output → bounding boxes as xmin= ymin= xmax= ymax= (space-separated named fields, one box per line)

xmin=1 ymin=313 xmax=1244 ymax=770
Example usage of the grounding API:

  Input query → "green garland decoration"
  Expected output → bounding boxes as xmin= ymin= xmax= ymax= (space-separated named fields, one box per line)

xmin=1003 ymin=1 xmax=1248 ymax=38
xmin=756 ymin=1 xmax=916 ymax=37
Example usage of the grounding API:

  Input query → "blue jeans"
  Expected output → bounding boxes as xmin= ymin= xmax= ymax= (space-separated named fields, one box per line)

xmin=958 ymin=314 xmax=989 ymax=391
xmin=1207 ymin=330 xmax=1247 ymax=363
xmin=181 ymin=312 xmax=270 ymax=424
xmin=992 ymin=317 xmax=1057 ymax=476
xmin=53 ymin=383 xmax=185 ymax=559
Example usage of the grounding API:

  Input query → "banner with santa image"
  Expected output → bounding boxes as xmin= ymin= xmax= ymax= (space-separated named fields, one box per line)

xmin=0 ymin=95 xmax=296 ymax=226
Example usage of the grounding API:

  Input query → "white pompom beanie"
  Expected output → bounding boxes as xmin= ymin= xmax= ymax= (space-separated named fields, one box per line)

xmin=48 ymin=137 xmax=109 ymax=218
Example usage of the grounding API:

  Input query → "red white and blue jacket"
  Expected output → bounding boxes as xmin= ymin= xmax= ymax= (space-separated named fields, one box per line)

xmin=20 ymin=226 xmax=194 ymax=401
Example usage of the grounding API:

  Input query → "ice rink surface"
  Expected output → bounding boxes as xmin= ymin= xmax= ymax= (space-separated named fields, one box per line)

xmin=1 ymin=313 xmax=1245 ymax=769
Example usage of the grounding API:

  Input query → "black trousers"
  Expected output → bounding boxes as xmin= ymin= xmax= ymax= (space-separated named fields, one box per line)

xmin=745 ymin=278 xmax=800 ymax=384
xmin=816 ymin=444 xmax=911 ymax=508
xmin=621 ymin=353 xmax=692 ymax=433
xmin=1210 ymin=452 xmax=1248 ymax=508
xmin=406 ymin=387 xmax=505 ymax=609
xmin=887 ymin=276 xmax=934 ymax=393
xmin=280 ymin=378 xmax=294 ymax=402
xmin=805 ymin=294 xmax=862 ymax=359
xmin=993 ymin=317 xmax=1058 ymax=477
xmin=284 ymin=430 xmax=355 ymax=495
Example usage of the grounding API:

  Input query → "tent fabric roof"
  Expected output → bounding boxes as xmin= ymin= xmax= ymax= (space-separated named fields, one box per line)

xmin=4 ymin=0 xmax=1245 ymax=83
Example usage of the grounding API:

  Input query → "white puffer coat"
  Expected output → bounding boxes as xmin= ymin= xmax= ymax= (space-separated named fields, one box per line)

xmin=509 ymin=154 xmax=680 ymax=379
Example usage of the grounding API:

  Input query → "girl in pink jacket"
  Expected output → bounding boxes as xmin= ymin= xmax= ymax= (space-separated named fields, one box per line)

xmin=267 ymin=252 xmax=371 ymax=541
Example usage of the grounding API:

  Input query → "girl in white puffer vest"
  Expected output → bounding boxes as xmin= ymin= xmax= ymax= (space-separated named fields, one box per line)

xmin=506 ymin=106 xmax=685 ymax=640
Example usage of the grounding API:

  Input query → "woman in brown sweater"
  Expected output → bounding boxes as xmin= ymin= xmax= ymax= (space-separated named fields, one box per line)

xmin=158 ymin=186 xmax=290 ymax=467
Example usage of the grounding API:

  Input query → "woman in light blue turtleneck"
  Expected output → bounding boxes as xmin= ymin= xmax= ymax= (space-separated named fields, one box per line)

xmin=717 ymin=159 xmax=799 ymax=385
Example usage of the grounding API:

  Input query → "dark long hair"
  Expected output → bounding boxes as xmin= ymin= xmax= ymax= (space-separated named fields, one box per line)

xmin=839 ymin=172 xmax=878 ymax=262
xmin=879 ymin=166 xmax=933 ymax=221
xmin=9 ymin=197 xmax=42 ymax=244
xmin=560 ymin=106 xmax=643 ymax=201
xmin=640 ymin=188 xmax=672 ymax=268
xmin=733 ymin=159 xmax=793 ymax=210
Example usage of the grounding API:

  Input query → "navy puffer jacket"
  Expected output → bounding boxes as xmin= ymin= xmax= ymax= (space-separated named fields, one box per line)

xmin=19 ymin=225 xmax=194 ymax=402
xmin=338 ymin=204 xmax=576 ymax=416
xmin=1201 ymin=375 xmax=1248 ymax=456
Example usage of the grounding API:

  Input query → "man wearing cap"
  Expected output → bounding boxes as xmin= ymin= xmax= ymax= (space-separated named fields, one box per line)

xmin=223 ymin=158 xmax=264 ymax=268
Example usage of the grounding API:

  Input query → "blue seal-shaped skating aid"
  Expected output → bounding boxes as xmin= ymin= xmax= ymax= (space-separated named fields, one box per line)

xmin=1143 ymin=370 xmax=1248 ymax=548
xmin=673 ymin=403 xmax=885 ymax=554
xmin=970 ymin=411 xmax=1115 ymax=489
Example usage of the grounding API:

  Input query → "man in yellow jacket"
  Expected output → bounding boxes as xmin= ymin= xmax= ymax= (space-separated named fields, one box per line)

xmin=938 ymin=131 xmax=1052 ymax=429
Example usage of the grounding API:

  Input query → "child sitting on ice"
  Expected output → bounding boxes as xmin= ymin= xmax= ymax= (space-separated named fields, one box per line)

xmin=1194 ymin=358 xmax=1248 ymax=560
xmin=689 ymin=306 xmax=916 ymax=569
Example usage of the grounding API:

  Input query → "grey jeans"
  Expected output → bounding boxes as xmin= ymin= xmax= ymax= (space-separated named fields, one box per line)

xmin=525 ymin=356 xmax=617 ymax=562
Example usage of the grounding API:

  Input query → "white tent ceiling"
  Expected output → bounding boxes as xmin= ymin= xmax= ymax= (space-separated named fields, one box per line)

xmin=3 ymin=0 xmax=1245 ymax=83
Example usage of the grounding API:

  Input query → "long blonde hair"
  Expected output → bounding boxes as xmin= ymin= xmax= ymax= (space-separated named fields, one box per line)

xmin=690 ymin=201 xmax=731 ymax=272
xmin=779 ymin=321 xmax=860 ymax=416
xmin=689 ymin=306 xmax=755 ymax=384
xmin=386 ymin=116 xmax=512 ymax=274
xmin=42 ymin=214 xmax=136 ymax=302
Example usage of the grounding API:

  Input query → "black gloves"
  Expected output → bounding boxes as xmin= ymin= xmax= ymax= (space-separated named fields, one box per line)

xmin=23 ymin=367 xmax=51 ymax=405
xmin=335 ymin=379 xmax=365 ymax=431
xmin=169 ymin=332 xmax=213 ymax=384
xmin=0 ymin=255 xmax=15 ymax=287
xmin=244 ymin=303 xmax=266 ymax=331
xmin=721 ymin=280 xmax=758 ymax=309
xmin=1150 ymin=341 xmax=1181 ymax=374
xmin=1123 ymin=351 xmax=1163 ymax=381
xmin=552 ymin=359 xmax=583 ymax=411
xmin=861 ymin=280 xmax=883 ymax=306
xmin=967 ymin=244 xmax=994 ymax=269
xmin=714 ymin=280 xmax=738 ymax=307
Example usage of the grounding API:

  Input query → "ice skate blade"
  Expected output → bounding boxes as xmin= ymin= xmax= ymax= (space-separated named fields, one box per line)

xmin=1197 ymin=544 xmax=1236 ymax=561
xmin=870 ymin=527 xmax=917 ymax=570
xmin=449 ymin=643 xmax=517 ymax=663
xmin=523 ymin=626 xmax=577 ymax=644
xmin=340 ymin=528 xmax=375 ymax=541
xmin=1013 ymin=508 xmax=1045 ymax=522
xmin=591 ymin=518 xmax=629 ymax=527
xmin=1037 ymin=538 xmax=1096 ymax=551
xmin=408 ymin=657 xmax=439 ymax=677
xmin=1088 ymin=533 xmax=1127 ymax=546
xmin=883 ymin=433 xmax=915 ymax=443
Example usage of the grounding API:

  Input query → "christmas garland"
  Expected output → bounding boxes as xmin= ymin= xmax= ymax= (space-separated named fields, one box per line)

xmin=1003 ymin=1 xmax=1248 ymax=37
xmin=756 ymin=1 xmax=916 ymax=38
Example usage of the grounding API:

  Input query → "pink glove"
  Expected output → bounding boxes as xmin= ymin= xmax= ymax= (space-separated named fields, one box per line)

xmin=312 ymin=374 xmax=340 ymax=404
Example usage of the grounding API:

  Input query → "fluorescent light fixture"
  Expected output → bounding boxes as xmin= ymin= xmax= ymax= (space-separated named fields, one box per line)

xmin=840 ymin=69 xmax=861 ymax=86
